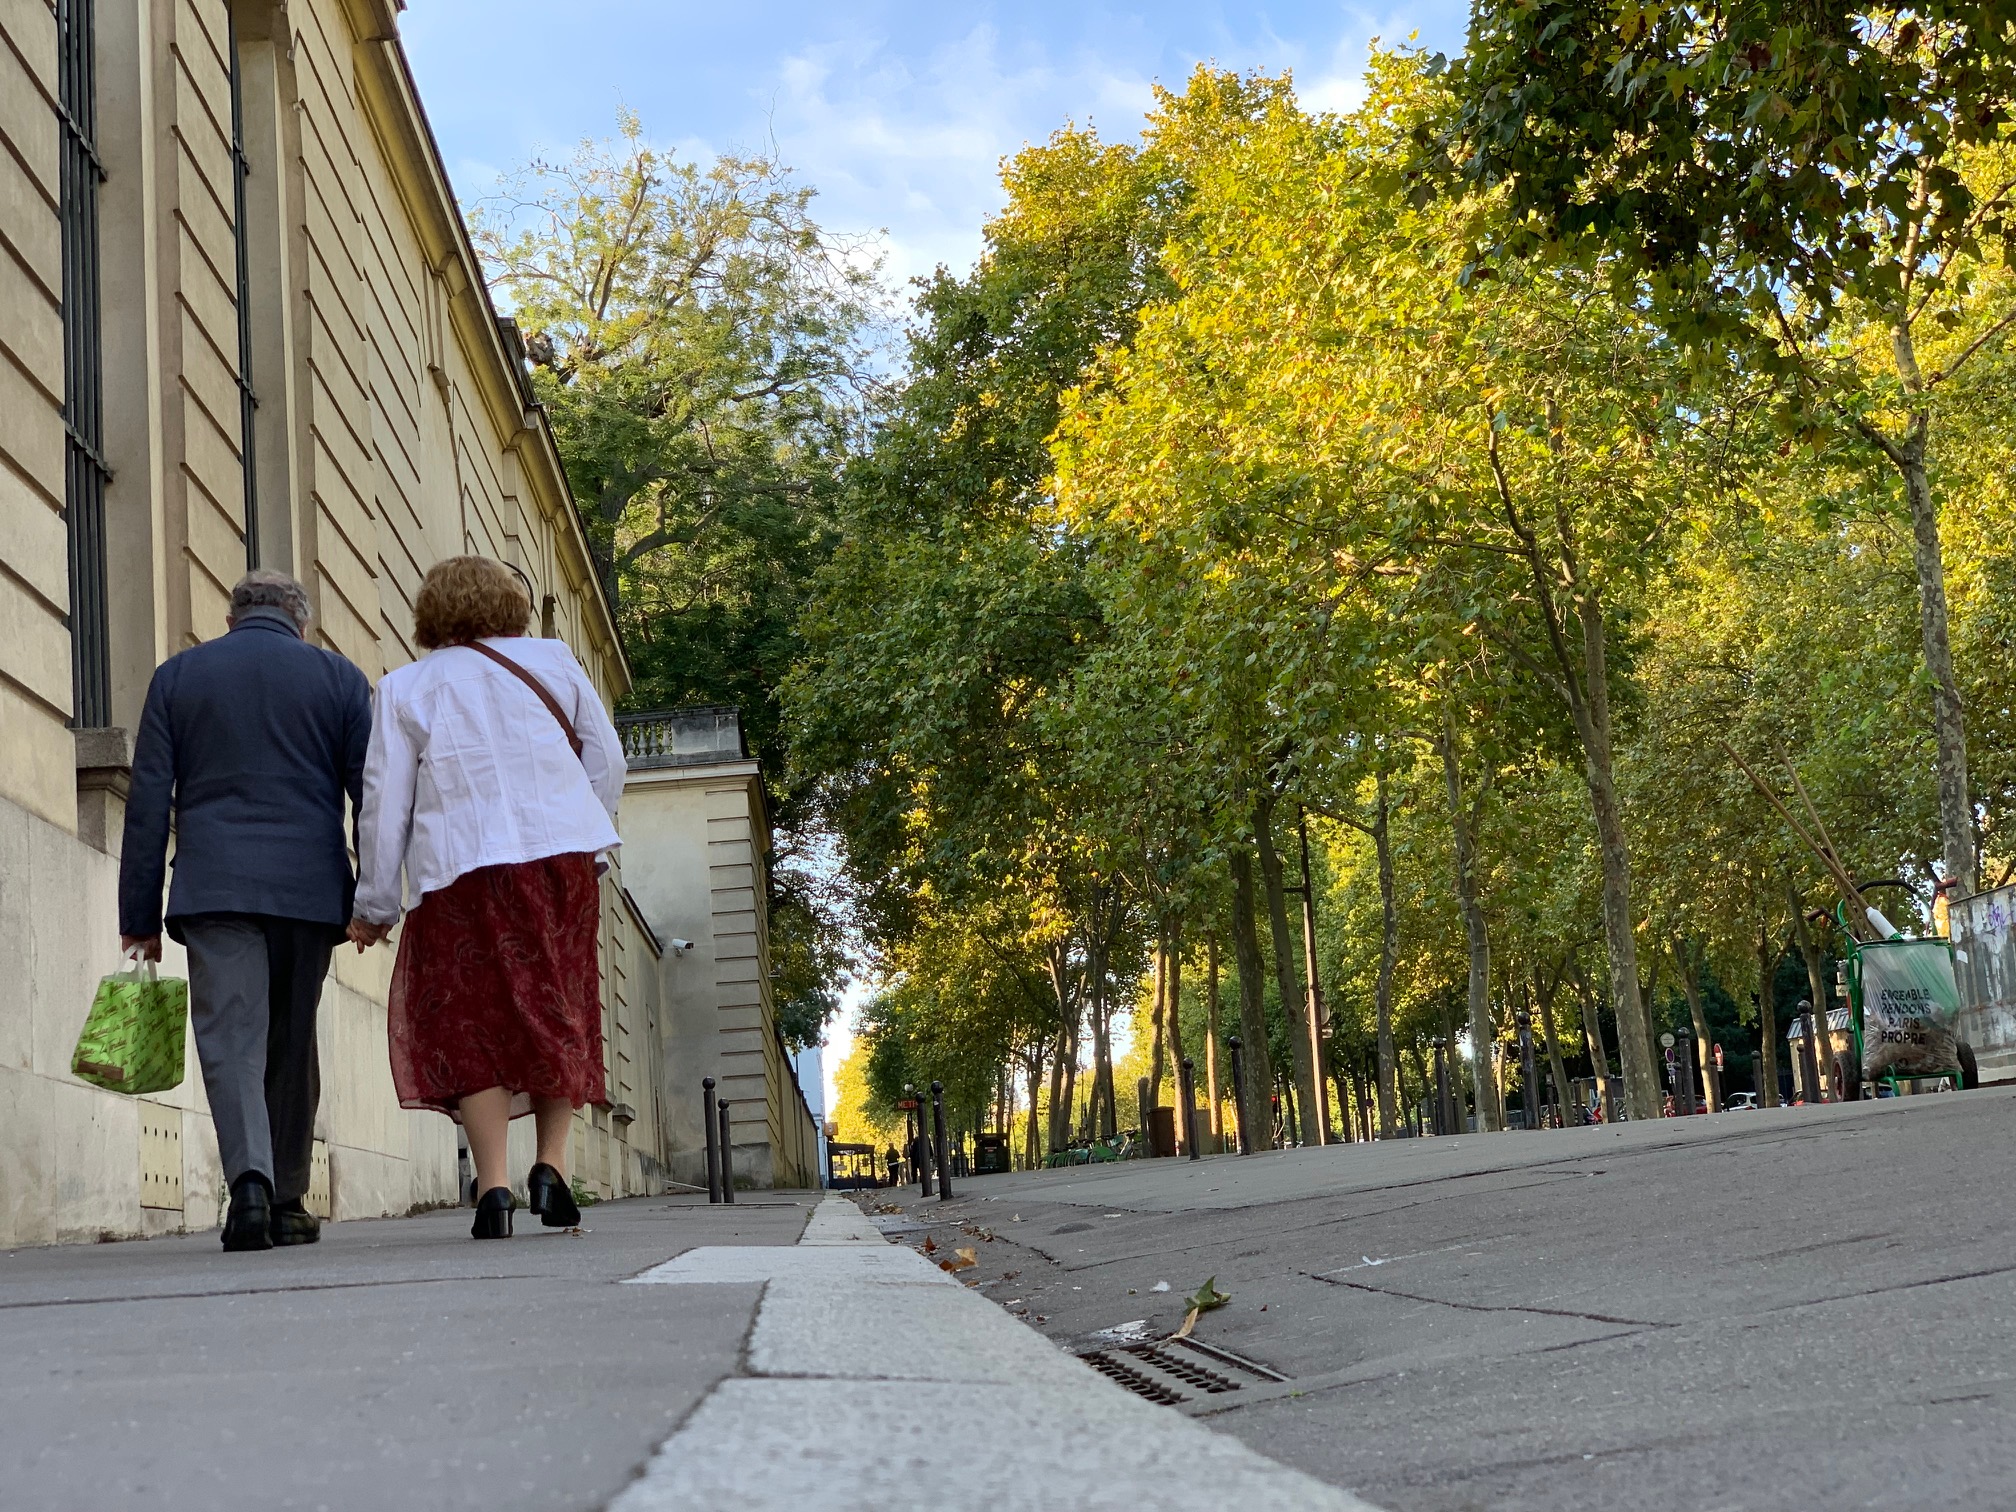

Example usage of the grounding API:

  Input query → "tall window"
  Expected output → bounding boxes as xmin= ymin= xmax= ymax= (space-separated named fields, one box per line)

xmin=57 ymin=0 xmax=110 ymax=728
xmin=228 ymin=9 xmax=259 ymax=569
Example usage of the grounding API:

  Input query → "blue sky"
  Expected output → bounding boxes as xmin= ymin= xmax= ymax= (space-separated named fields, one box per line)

xmin=402 ymin=2 xmax=1470 ymax=290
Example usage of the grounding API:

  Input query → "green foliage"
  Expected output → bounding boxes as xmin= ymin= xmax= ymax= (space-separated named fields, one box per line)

xmin=476 ymin=115 xmax=883 ymax=1048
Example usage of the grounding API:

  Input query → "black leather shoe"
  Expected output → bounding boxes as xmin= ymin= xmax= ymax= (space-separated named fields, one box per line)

xmin=526 ymin=1162 xmax=581 ymax=1228
xmin=222 ymin=1175 xmax=274 ymax=1252
xmin=270 ymin=1197 xmax=320 ymax=1247
xmin=471 ymin=1186 xmax=515 ymax=1240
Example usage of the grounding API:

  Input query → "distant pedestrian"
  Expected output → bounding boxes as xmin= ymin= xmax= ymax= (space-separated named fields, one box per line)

xmin=119 ymin=571 xmax=370 ymax=1252
xmin=349 ymin=557 xmax=625 ymax=1240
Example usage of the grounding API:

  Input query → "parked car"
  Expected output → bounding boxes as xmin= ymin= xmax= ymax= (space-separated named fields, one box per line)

xmin=1725 ymin=1092 xmax=1760 ymax=1111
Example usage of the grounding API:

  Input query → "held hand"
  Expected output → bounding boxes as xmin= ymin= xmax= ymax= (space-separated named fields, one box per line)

xmin=120 ymin=934 xmax=163 ymax=963
xmin=347 ymin=917 xmax=392 ymax=953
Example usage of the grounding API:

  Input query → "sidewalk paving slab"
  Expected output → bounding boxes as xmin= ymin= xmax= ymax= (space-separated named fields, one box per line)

xmin=609 ymin=1195 xmax=1381 ymax=1512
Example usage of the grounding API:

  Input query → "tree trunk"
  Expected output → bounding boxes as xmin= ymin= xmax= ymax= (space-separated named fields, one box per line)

xmin=1088 ymin=891 xmax=1118 ymax=1139
xmin=1586 ymin=747 xmax=1660 ymax=1119
xmin=1229 ymin=846 xmax=1277 ymax=1149
xmin=1438 ymin=727 xmax=1503 ymax=1132
xmin=1671 ymin=938 xmax=1720 ymax=1113
xmin=1046 ymin=942 xmax=1079 ymax=1153
xmin=1164 ymin=921 xmax=1185 ymax=1151
xmin=1256 ymin=794 xmax=1323 ymax=1145
xmin=1494 ymin=450 xmax=1659 ymax=1119
xmin=1639 ymin=935 xmax=1664 ymax=1086
xmin=1296 ymin=808 xmax=1331 ymax=1140
xmin=1572 ymin=958 xmax=1615 ymax=1118
xmin=1408 ymin=1043 xmax=1433 ymax=1135
xmin=1205 ymin=932 xmax=1223 ymax=1142
xmin=1023 ymin=1053 xmax=1044 ymax=1170
xmin=1892 ymin=413 xmax=1977 ymax=897
xmin=1757 ymin=917 xmax=1781 ymax=1109
xmin=1368 ymin=770 xmax=1402 ymax=1139
xmin=1787 ymin=881 xmax=1833 ymax=1103
xmin=1536 ymin=965 xmax=1573 ymax=1128
xmin=1146 ymin=931 xmax=1168 ymax=1113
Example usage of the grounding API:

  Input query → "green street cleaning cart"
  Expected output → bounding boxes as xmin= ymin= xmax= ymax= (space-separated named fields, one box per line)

xmin=1833 ymin=914 xmax=1979 ymax=1100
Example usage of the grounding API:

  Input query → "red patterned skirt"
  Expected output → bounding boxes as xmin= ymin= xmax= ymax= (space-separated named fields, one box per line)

xmin=389 ymin=853 xmax=606 ymax=1120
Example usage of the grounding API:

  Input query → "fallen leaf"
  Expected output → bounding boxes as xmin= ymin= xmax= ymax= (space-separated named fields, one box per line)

xmin=952 ymin=1246 xmax=978 ymax=1268
xmin=921 ymin=1235 xmax=937 ymax=1254
xmin=1172 ymin=1308 xmax=1199 ymax=1340
xmin=1184 ymin=1276 xmax=1231 ymax=1314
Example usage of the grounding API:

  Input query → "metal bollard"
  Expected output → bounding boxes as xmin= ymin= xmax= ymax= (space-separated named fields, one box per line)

xmin=1228 ymin=1036 xmax=1248 ymax=1155
xmin=931 ymin=1081 xmax=953 ymax=1200
xmin=717 ymin=1098 xmax=735 ymax=1202
xmin=1181 ymin=1058 xmax=1201 ymax=1161
xmin=702 ymin=1076 xmax=721 ymax=1203
xmin=1137 ymin=1076 xmax=1153 ymax=1153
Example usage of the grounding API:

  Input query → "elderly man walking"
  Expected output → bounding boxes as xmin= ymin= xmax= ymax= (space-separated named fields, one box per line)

xmin=118 ymin=571 xmax=370 ymax=1251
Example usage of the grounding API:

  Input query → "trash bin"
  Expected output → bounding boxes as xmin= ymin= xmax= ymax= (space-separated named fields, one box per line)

xmin=974 ymin=1132 xmax=1010 ymax=1174
xmin=1148 ymin=1105 xmax=1178 ymax=1157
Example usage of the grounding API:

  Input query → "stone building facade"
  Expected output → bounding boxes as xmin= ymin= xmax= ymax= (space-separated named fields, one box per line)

xmin=0 ymin=0 xmax=677 ymax=1246
xmin=617 ymin=708 xmax=820 ymax=1192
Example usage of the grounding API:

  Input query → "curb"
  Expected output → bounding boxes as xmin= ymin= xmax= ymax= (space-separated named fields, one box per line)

xmin=609 ymin=1196 xmax=1381 ymax=1511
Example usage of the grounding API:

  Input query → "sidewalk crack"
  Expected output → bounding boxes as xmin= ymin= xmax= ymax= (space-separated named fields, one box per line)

xmin=1303 ymin=1270 xmax=1671 ymax=1329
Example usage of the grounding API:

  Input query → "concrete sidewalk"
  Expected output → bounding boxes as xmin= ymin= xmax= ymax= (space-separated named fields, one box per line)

xmin=2 ymin=1188 xmax=1377 ymax=1511
xmin=1 ymin=1194 xmax=805 ymax=1511
xmin=613 ymin=1195 xmax=1373 ymax=1512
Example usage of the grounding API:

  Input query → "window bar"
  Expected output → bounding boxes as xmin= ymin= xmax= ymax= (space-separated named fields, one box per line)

xmin=58 ymin=0 xmax=111 ymax=729
xmin=227 ymin=8 xmax=259 ymax=570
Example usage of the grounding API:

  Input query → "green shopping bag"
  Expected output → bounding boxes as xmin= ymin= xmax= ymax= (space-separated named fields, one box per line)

xmin=70 ymin=956 xmax=188 ymax=1095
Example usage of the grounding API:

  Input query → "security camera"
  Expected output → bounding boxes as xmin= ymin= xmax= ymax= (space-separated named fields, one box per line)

xmin=669 ymin=938 xmax=693 ymax=957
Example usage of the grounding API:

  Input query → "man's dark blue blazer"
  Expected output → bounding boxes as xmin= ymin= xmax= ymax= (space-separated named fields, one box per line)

xmin=118 ymin=607 xmax=372 ymax=943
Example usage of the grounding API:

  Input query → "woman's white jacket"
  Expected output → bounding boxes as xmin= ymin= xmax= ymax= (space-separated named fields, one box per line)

xmin=353 ymin=637 xmax=625 ymax=925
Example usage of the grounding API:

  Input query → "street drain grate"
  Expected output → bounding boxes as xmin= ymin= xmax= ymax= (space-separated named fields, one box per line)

xmin=1078 ymin=1337 xmax=1288 ymax=1407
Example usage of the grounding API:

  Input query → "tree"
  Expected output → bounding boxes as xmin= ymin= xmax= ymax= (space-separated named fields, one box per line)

xmin=476 ymin=116 xmax=880 ymax=1047
xmin=1447 ymin=4 xmax=2016 ymax=894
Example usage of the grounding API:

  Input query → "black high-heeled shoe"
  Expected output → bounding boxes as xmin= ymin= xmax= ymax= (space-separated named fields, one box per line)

xmin=471 ymin=1186 xmax=514 ymax=1240
xmin=526 ymin=1162 xmax=581 ymax=1228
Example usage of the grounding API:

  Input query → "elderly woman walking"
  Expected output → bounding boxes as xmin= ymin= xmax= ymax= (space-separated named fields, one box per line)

xmin=350 ymin=556 xmax=626 ymax=1239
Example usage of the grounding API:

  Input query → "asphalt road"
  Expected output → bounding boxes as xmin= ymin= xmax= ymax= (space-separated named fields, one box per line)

xmin=872 ymin=1087 xmax=2016 ymax=1511
xmin=0 ymin=1194 xmax=809 ymax=1512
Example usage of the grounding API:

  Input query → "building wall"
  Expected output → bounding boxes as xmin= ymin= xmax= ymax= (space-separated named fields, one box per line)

xmin=0 ymin=0 xmax=73 ymax=835
xmin=621 ymin=751 xmax=819 ymax=1190
xmin=0 ymin=0 xmax=665 ymax=1247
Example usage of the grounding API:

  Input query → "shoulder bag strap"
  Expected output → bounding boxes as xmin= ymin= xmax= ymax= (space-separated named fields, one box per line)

xmin=457 ymin=641 xmax=584 ymax=759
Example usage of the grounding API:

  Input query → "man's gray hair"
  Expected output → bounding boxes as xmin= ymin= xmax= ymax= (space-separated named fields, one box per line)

xmin=229 ymin=569 xmax=313 ymax=630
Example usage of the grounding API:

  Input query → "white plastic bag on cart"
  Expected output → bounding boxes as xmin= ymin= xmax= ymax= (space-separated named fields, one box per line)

xmin=1858 ymin=938 xmax=1962 ymax=1082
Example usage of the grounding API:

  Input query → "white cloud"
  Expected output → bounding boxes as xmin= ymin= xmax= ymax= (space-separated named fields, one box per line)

xmin=748 ymin=23 xmax=1160 ymax=287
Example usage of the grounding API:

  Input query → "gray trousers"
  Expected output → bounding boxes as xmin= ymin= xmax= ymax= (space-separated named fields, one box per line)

xmin=180 ymin=916 xmax=331 ymax=1202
